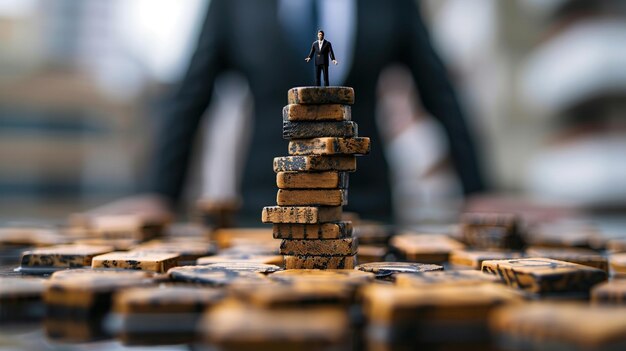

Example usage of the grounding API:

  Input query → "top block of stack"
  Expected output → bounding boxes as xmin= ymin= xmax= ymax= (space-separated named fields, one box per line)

xmin=287 ymin=87 xmax=355 ymax=105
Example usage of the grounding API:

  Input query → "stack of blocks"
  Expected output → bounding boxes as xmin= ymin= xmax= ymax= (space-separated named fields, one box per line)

xmin=261 ymin=87 xmax=370 ymax=269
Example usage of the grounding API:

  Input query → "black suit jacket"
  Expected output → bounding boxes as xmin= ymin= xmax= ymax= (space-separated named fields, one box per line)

xmin=148 ymin=0 xmax=486 ymax=221
xmin=307 ymin=40 xmax=335 ymax=66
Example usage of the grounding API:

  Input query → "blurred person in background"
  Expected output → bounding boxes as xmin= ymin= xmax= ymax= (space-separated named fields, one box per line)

xmin=85 ymin=0 xmax=486 ymax=224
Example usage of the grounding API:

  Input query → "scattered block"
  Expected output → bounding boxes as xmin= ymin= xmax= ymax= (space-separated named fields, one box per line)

xmin=592 ymin=280 xmax=626 ymax=304
xmin=449 ymin=249 xmax=524 ymax=270
xmin=91 ymin=251 xmax=180 ymax=273
xmin=525 ymin=246 xmax=608 ymax=272
xmin=18 ymin=244 xmax=114 ymax=274
xmin=461 ymin=212 xmax=524 ymax=250
xmin=355 ymin=262 xmax=443 ymax=281
xmin=390 ymin=233 xmax=465 ymax=263
xmin=395 ymin=270 xmax=501 ymax=288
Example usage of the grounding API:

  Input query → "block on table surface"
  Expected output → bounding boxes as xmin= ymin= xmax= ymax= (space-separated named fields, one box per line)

xmin=356 ymin=245 xmax=388 ymax=264
xmin=610 ymin=253 xmax=626 ymax=275
xmin=273 ymin=221 xmax=352 ymax=240
xmin=167 ymin=264 xmax=279 ymax=287
xmin=460 ymin=212 xmax=524 ymax=250
xmin=355 ymin=262 xmax=443 ymax=281
xmin=269 ymin=269 xmax=374 ymax=288
xmin=131 ymin=240 xmax=217 ymax=264
xmin=395 ymin=270 xmax=501 ymax=288
xmin=0 ymin=277 xmax=46 ymax=323
xmin=283 ymin=255 xmax=356 ymax=269
xmin=489 ymin=303 xmax=626 ymax=350
xmin=390 ymin=233 xmax=465 ymax=263
xmin=91 ymin=251 xmax=180 ymax=273
xmin=273 ymin=155 xmax=357 ymax=172
xmin=525 ymin=246 xmax=608 ymax=272
xmin=287 ymin=86 xmax=355 ymax=105
xmin=279 ymin=238 xmax=358 ymax=256
xmin=0 ymin=227 xmax=67 ymax=247
xmin=230 ymin=280 xmax=354 ymax=307
xmin=288 ymin=137 xmax=370 ymax=155
xmin=592 ymin=280 xmax=626 ymax=304
xmin=449 ymin=249 xmax=524 ymax=270
xmin=200 ymin=300 xmax=350 ymax=350
xmin=276 ymin=189 xmax=348 ymax=206
xmin=283 ymin=121 xmax=357 ymax=139
xmin=86 ymin=214 xmax=169 ymax=241
xmin=17 ymin=244 xmax=114 ymax=274
xmin=197 ymin=254 xmax=283 ymax=266
xmin=283 ymin=103 xmax=351 ymax=121
xmin=276 ymin=171 xmax=348 ymax=189
xmin=262 ymin=206 xmax=342 ymax=224
xmin=481 ymin=258 xmax=607 ymax=295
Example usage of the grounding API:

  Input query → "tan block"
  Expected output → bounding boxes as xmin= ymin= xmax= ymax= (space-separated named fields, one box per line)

xmin=357 ymin=245 xmax=388 ymax=264
xmin=261 ymin=206 xmax=342 ymax=224
xmin=482 ymin=258 xmax=607 ymax=294
xmin=288 ymin=137 xmax=370 ymax=156
xmin=269 ymin=269 xmax=374 ymax=287
xmin=232 ymin=280 xmax=354 ymax=307
xmin=284 ymin=255 xmax=356 ymax=269
xmin=390 ymin=233 xmax=465 ymax=263
xmin=395 ymin=270 xmax=501 ymax=288
xmin=490 ymin=303 xmax=626 ymax=350
xmin=525 ymin=246 xmax=608 ymax=272
xmin=287 ymin=86 xmax=355 ymax=105
xmin=276 ymin=189 xmax=347 ymax=206
xmin=92 ymin=251 xmax=180 ymax=273
xmin=280 ymin=238 xmax=358 ymax=256
xmin=18 ymin=244 xmax=114 ymax=273
xmin=449 ymin=249 xmax=523 ymax=270
xmin=113 ymin=286 xmax=224 ymax=314
xmin=197 ymin=254 xmax=283 ymax=266
xmin=273 ymin=155 xmax=356 ymax=172
xmin=132 ymin=240 xmax=217 ymax=263
xmin=592 ymin=280 xmax=626 ymax=304
xmin=273 ymin=221 xmax=352 ymax=240
xmin=611 ymin=253 xmax=626 ymax=274
xmin=276 ymin=171 xmax=348 ymax=189
xmin=283 ymin=104 xmax=351 ymax=121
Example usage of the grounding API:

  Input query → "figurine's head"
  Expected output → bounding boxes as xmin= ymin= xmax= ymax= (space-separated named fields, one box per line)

xmin=317 ymin=30 xmax=324 ymax=41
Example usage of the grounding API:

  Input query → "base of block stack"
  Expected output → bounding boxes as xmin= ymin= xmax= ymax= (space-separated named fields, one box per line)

xmin=284 ymin=255 xmax=357 ymax=269
xmin=279 ymin=238 xmax=358 ymax=256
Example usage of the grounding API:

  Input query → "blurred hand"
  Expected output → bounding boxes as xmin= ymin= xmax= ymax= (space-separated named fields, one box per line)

xmin=332 ymin=60 xmax=338 ymax=65
xmin=305 ymin=57 xmax=311 ymax=62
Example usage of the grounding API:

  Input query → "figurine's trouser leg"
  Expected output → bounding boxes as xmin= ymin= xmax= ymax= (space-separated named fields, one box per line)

xmin=322 ymin=64 xmax=329 ymax=86
xmin=315 ymin=65 xmax=322 ymax=86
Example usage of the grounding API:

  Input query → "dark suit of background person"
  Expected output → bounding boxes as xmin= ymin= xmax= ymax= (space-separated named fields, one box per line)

xmin=147 ymin=0 xmax=486 ymax=222
xmin=307 ymin=38 xmax=335 ymax=86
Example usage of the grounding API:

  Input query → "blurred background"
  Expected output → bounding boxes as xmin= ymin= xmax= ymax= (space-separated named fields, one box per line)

xmin=0 ymin=0 xmax=624 ymax=223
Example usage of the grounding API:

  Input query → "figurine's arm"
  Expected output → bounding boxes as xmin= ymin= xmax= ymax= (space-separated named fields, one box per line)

xmin=399 ymin=0 xmax=486 ymax=194
xmin=147 ymin=0 xmax=228 ymax=203
xmin=305 ymin=43 xmax=315 ymax=62
xmin=328 ymin=42 xmax=336 ymax=62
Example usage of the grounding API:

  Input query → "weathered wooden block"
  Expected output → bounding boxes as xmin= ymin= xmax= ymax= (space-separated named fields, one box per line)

xmin=357 ymin=245 xmax=388 ymax=264
xmin=481 ymin=258 xmax=607 ymax=295
xmin=18 ymin=244 xmax=114 ymax=274
xmin=269 ymin=269 xmax=374 ymax=287
xmin=490 ymin=303 xmax=626 ymax=350
xmin=276 ymin=189 xmax=347 ymax=206
xmin=283 ymin=121 xmax=357 ymax=139
xmin=167 ymin=266 xmax=270 ymax=287
xmin=284 ymin=255 xmax=356 ymax=269
xmin=288 ymin=137 xmax=370 ymax=155
xmin=273 ymin=155 xmax=356 ymax=172
xmin=280 ymin=238 xmax=358 ymax=256
xmin=610 ymin=253 xmax=626 ymax=274
xmin=395 ymin=270 xmax=501 ymax=288
xmin=261 ymin=206 xmax=342 ymax=224
xmin=201 ymin=300 xmax=350 ymax=350
xmin=287 ymin=86 xmax=355 ymax=105
xmin=197 ymin=254 xmax=283 ymax=266
xmin=449 ymin=249 xmax=524 ymax=270
xmin=461 ymin=212 xmax=524 ymax=250
xmin=276 ymin=171 xmax=348 ymax=189
xmin=91 ymin=251 xmax=180 ymax=273
xmin=525 ymin=246 xmax=608 ymax=272
xmin=355 ymin=262 xmax=443 ymax=281
xmin=390 ymin=233 xmax=465 ymax=263
xmin=592 ymin=280 xmax=626 ymax=304
xmin=273 ymin=221 xmax=352 ymax=240
xmin=283 ymin=104 xmax=351 ymax=121
xmin=131 ymin=240 xmax=217 ymax=264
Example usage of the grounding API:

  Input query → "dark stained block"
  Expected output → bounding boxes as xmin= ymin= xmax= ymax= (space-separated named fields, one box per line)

xmin=273 ymin=155 xmax=356 ymax=172
xmin=355 ymin=262 xmax=443 ymax=281
xmin=18 ymin=244 xmax=114 ymax=274
xmin=167 ymin=264 xmax=277 ymax=286
xmin=282 ymin=121 xmax=357 ymax=139
xmin=288 ymin=137 xmax=370 ymax=155
xmin=283 ymin=255 xmax=356 ymax=270
xmin=287 ymin=86 xmax=355 ymax=105
xmin=461 ymin=212 xmax=524 ymax=250
xmin=273 ymin=221 xmax=352 ymax=240
xmin=0 ymin=277 xmax=46 ymax=323
xmin=592 ymin=280 xmax=626 ymax=304
xmin=482 ymin=258 xmax=607 ymax=295
xmin=261 ymin=206 xmax=342 ymax=224
xmin=283 ymin=104 xmax=351 ymax=121
xmin=276 ymin=171 xmax=348 ymax=189
xmin=276 ymin=189 xmax=347 ymax=206
xmin=395 ymin=270 xmax=501 ymax=288
xmin=280 ymin=238 xmax=358 ymax=256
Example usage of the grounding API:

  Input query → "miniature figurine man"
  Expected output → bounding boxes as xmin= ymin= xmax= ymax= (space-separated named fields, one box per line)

xmin=305 ymin=30 xmax=338 ymax=86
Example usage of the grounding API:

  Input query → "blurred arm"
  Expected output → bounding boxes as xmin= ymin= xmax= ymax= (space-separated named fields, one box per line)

xmin=399 ymin=0 xmax=486 ymax=195
xmin=307 ymin=42 xmax=315 ymax=60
